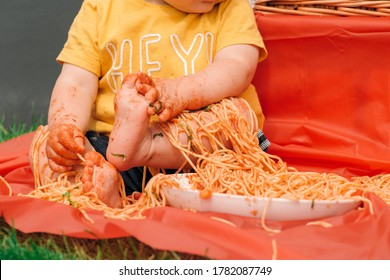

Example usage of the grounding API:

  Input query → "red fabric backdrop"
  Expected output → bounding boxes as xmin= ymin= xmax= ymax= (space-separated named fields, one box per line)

xmin=254 ymin=14 xmax=390 ymax=178
xmin=1 ymin=14 xmax=390 ymax=259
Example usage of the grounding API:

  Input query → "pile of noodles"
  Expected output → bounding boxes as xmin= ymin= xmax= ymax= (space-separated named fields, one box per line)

xmin=24 ymin=98 xmax=390 ymax=222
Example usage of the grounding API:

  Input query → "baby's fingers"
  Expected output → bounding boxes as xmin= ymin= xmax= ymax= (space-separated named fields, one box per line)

xmin=147 ymin=100 xmax=176 ymax=121
xmin=48 ymin=159 xmax=72 ymax=173
xmin=148 ymin=100 xmax=163 ymax=116
xmin=46 ymin=145 xmax=82 ymax=166
xmin=58 ymin=126 xmax=85 ymax=155
xmin=46 ymin=145 xmax=79 ymax=173
xmin=47 ymin=134 xmax=78 ymax=160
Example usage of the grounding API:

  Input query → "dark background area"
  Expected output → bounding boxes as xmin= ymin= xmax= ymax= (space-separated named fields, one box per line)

xmin=0 ymin=0 xmax=82 ymax=127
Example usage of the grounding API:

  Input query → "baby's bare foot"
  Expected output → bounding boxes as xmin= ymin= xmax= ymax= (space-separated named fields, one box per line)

xmin=81 ymin=151 xmax=123 ymax=208
xmin=107 ymin=74 xmax=152 ymax=170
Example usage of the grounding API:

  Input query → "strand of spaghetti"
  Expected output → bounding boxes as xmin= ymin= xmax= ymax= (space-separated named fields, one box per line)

xmin=31 ymin=126 xmax=48 ymax=187
xmin=79 ymin=208 xmax=95 ymax=224
xmin=0 ymin=176 xmax=12 ymax=196
xmin=210 ymin=216 xmax=237 ymax=227
xmin=36 ymin=127 xmax=51 ymax=186
xmin=77 ymin=153 xmax=86 ymax=163
xmin=30 ymin=140 xmax=39 ymax=183
xmin=175 ymin=158 xmax=189 ymax=174
xmin=261 ymin=195 xmax=281 ymax=234
xmin=118 ymin=175 xmax=128 ymax=207
xmin=271 ymin=239 xmax=278 ymax=260
xmin=30 ymin=126 xmax=42 ymax=188
xmin=352 ymin=195 xmax=374 ymax=215
xmin=306 ymin=221 xmax=333 ymax=228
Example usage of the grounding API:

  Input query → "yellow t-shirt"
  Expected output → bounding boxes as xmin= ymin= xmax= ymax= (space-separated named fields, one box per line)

xmin=57 ymin=0 xmax=267 ymax=133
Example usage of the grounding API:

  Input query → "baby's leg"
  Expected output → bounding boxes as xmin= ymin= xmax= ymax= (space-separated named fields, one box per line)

xmin=106 ymin=75 xmax=153 ymax=170
xmin=29 ymin=126 xmax=122 ymax=208
xmin=107 ymin=74 xmax=257 ymax=171
xmin=107 ymin=73 xmax=187 ymax=171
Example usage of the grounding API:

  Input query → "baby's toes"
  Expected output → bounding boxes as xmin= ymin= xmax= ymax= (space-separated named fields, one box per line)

xmin=123 ymin=74 xmax=138 ymax=87
xmin=81 ymin=165 xmax=94 ymax=192
xmin=84 ymin=151 xmax=104 ymax=166
xmin=81 ymin=151 xmax=103 ymax=191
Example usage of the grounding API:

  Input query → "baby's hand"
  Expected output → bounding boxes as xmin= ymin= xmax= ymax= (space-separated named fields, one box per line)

xmin=148 ymin=78 xmax=179 ymax=122
xmin=46 ymin=124 xmax=85 ymax=173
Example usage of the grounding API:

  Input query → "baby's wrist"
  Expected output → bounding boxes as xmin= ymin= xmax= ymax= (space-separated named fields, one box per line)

xmin=174 ymin=77 xmax=190 ymax=111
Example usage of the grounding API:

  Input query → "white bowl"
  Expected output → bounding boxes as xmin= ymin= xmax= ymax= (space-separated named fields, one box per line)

xmin=161 ymin=174 xmax=362 ymax=221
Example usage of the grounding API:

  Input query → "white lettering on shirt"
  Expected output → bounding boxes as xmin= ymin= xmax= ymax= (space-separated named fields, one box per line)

xmin=105 ymin=32 xmax=214 ymax=93
xmin=205 ymin=32 xmax=214 ymax=64
xmin=140 ymin=34 xmax=161 ymax=76
xmin=170 ymin=33 xmax=203 ymax=76
xmin=106 ymin=39 xmax=133 ymax=93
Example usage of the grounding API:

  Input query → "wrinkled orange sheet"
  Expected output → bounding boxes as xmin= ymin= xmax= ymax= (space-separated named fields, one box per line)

xmin=254 ymin=14 xmax=390 ymax=179
xmin=1 ymin=14 xmax=390 ymax=259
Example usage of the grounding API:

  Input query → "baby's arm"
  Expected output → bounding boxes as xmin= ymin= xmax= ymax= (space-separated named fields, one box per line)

xmin=48 ymin=63 xmax=98 ymax=130
xmin=146 ymin=44 xmax=260 ymax=122
xmin=46 ymin=63 xmax=98 ymax=172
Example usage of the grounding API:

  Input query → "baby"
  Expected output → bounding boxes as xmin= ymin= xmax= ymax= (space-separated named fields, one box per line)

xmin=30 ymin=0 xmax=269 ymax=208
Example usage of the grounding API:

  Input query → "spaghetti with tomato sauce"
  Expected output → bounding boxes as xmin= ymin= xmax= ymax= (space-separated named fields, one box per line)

xmin=26 ymin=98 xmax=389 ymax=223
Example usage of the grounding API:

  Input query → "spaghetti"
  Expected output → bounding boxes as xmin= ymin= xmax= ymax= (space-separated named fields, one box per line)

xmin=26 ymin=97 xmax=389 ymax=223
xmin=0 ymin=175 xmax=12 ymax=196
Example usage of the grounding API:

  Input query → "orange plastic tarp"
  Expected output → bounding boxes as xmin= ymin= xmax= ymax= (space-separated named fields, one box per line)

xmin=1 ymin=14 xmax=390 ymax=259
xmin=254 ymin=14 xmax=390 ymax=178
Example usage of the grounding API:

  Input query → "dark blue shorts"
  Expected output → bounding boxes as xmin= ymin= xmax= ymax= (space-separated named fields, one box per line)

xmin=86 ymin=129 xmax=270 ymax=195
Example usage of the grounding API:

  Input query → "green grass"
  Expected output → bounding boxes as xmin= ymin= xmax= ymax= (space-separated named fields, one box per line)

xmin=0 ymin=218 xmax=203 ymax=260
xmin=0 ymin=115 xmax=44 ymax=142
xmin=0 ymin=118 xmax=206 ymax=260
